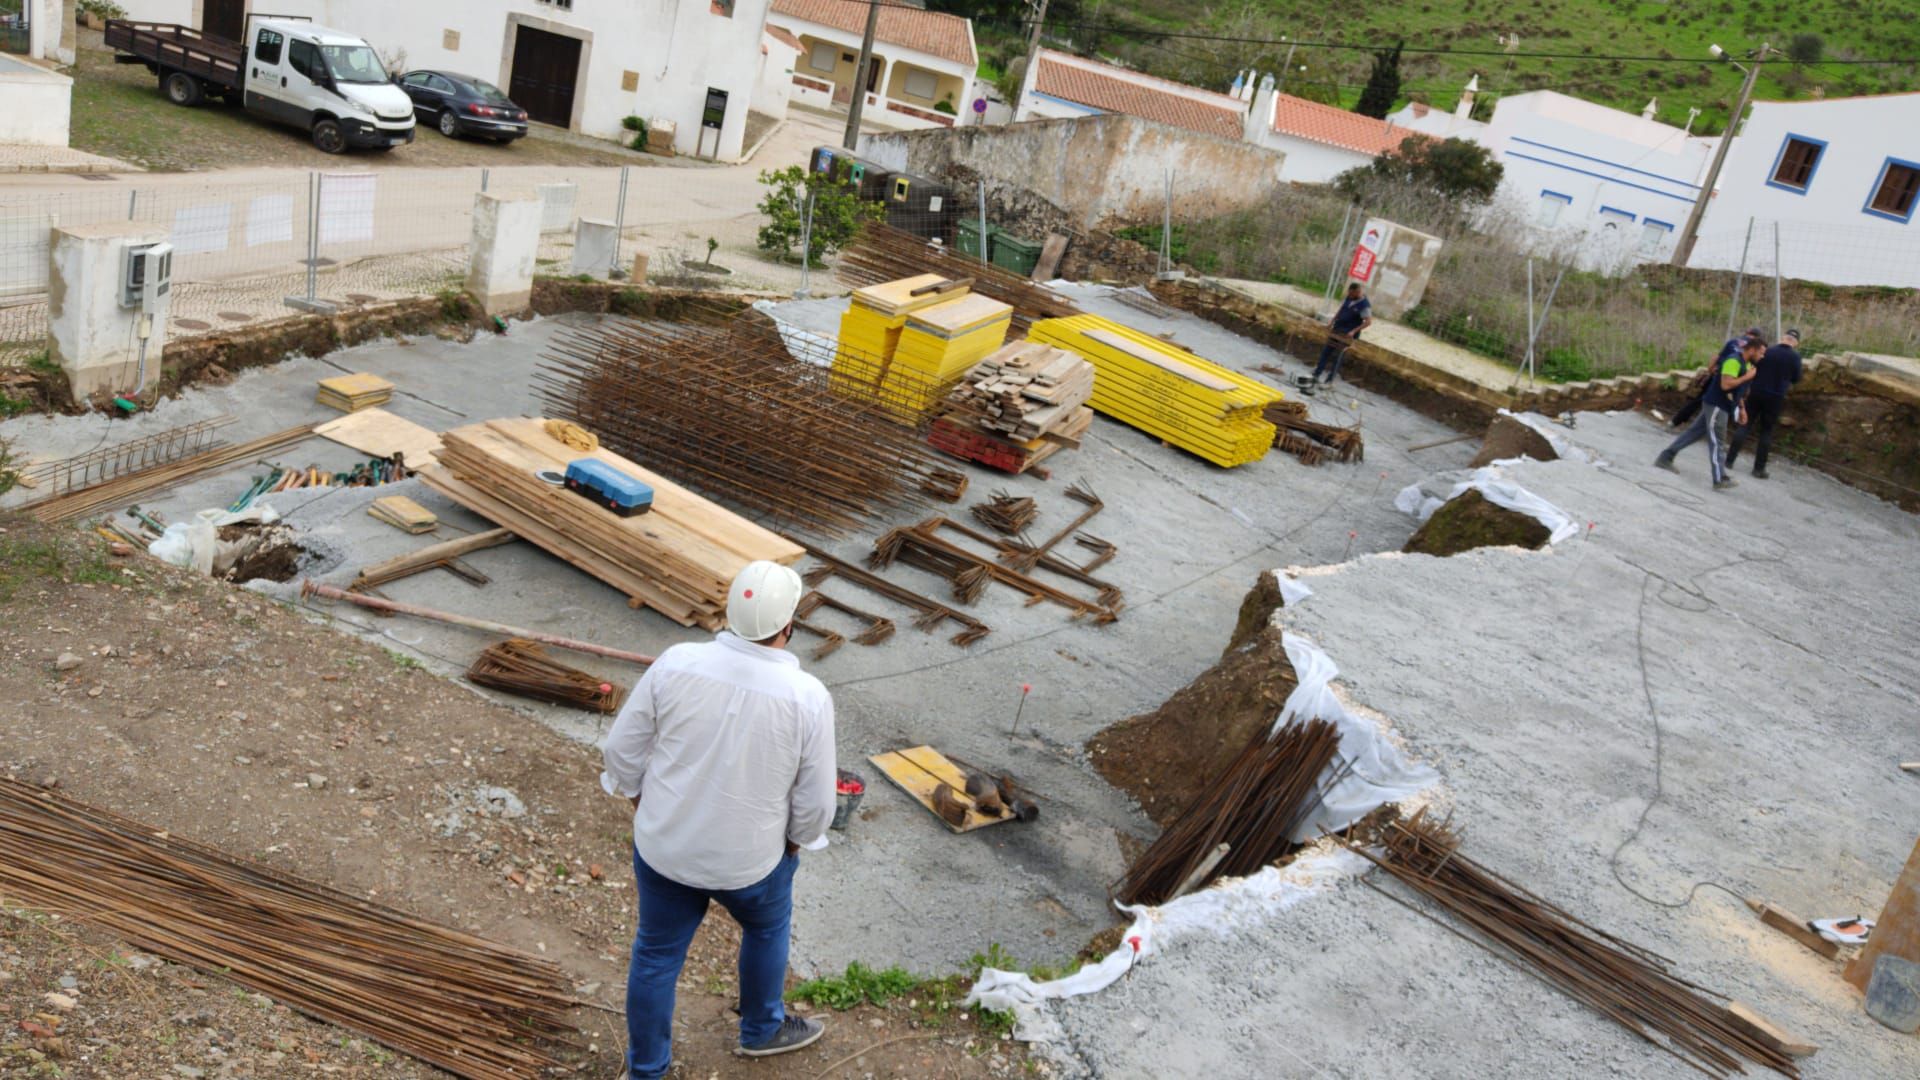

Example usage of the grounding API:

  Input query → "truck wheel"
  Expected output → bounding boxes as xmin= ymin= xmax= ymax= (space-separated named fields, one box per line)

xmin=163 ymin=72 xmax=204 ymax=107
xmin=311 ymin=119 xmax=348 ymax=155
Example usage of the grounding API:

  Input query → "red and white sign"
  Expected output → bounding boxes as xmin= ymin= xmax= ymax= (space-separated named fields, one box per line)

xmin=1347 ymin=245 xmax=1377 ymax=282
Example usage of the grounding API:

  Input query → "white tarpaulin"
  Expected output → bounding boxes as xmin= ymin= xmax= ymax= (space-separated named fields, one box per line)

xmin=1497 ymin=409 xmax=1604 ymax=466
xmin=318 ymin=173 xmax=376 ymax=245
xmin=1395 ymin=465 xmax=1580 ymax=544
xmin=752 ymin=300 xmax=836 ymax=368
xmin=170 ymin=203 xmax=231 ymax=256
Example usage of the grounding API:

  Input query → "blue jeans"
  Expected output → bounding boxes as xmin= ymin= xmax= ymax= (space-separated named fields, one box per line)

xmin=625 ymin=848 xmax=797 ymax=1079
xmin=1313 ymin=333 xmax=1355 ymax=381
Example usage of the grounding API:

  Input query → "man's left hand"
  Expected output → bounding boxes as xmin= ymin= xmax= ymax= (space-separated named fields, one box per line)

xmin=629 ymin=794 xmax=641 ymax=812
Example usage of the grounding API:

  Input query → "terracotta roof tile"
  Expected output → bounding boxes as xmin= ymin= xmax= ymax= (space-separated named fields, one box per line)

xmin=1269 ymin=93 xmax=1413 ymax=156
xmin=1031 ymin=50 xmax=1244 ymax=141
xmin=764 ymin=25 xmax=803 ymax=53
xmin=769 ymin=0 xmax=976 ymax=68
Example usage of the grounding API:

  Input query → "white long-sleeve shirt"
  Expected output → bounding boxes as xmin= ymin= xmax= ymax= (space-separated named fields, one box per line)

xmin=599 ymin=632 xmax=837 ymax=890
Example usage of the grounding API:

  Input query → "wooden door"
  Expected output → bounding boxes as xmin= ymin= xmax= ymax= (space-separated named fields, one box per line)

xmin=203 ymin=0 xmax=246 ymax=43
xmin=509 ymin=26 xmax=582 ymax=128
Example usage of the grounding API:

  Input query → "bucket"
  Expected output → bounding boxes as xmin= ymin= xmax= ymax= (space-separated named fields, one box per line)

xmin=831 ymin=769 xmax=865 ymax=831
xmin=1865 ymin=954 xmax=1920 ymax=1033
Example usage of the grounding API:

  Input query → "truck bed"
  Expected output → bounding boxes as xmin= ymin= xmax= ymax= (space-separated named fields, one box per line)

xmin=103 ymin=19 xmax=245 ymax=92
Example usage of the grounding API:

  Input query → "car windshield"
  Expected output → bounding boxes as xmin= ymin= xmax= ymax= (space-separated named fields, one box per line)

xmin=321 ymin=44 xmax=388 ymax=85
xmin=465 ymin=78 xmax=514 ymax=105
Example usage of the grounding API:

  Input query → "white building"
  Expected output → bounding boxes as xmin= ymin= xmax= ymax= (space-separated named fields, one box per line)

xmin=1014 ymin=48 xmax=1245 ymax=141
xmin=753 ymin=24 xmax=802 ymax=122
xmin=768 ymin=0 xmax=976 ymax=130
xmin=117 ymin=0 xmax=774 ymax=160
xmin=1245 ymin=78 xmax=1415 ymax=183
xmin=1691 ymin=93 xmax=1920 ymax=288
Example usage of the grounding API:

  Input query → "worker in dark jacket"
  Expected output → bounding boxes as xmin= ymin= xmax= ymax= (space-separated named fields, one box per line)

xmin=1672 ymin=328 xmax=1763 ymax=428
xmin=1312 ymin=283 xmax=1373 ymax=383
xmin=1725 ymin=329 xmax=1803 ymax=478
xmin=1655 ymin=335 xmax=1762 ymax=490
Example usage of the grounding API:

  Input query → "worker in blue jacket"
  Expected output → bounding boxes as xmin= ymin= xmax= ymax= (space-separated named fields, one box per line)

xmin=1655 ymin=335 xmax=1762 ymax=490
xmin=1312 ymin=283 xmax=1373 ymax=383
xmin=1725 ymin=329 xmax=1803 ymax=479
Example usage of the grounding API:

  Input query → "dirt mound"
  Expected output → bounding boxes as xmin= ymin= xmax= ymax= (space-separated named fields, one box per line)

xmin=1403 ymin=488 xmax=1551 ymax=557
xmin=1089 ymin=571 xmax=1299 ymax=826
xmin=1469 ymin=414 xmax=1559 ymax=467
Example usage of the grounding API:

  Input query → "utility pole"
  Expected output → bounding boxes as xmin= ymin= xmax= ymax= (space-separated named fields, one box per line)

xmin=841 ymin=0 xmax=882 ymax=151
xmin=1010 ymin=0 xmax=1050 ymax=115
xmin=1671 ymin=42 xmax=1770 ymax=268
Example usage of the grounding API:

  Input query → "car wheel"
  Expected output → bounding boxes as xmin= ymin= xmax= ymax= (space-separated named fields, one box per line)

xmin=163 ymin=72 xmax=204 ymax=107
xmin=311 ymin=119 xmax=348 ymax=155
xmin=438 ymin=111 xmax=460 ymax=138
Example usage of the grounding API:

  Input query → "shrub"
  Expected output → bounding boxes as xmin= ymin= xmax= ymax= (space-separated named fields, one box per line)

xmin=755 ymin=165 xmax=882 ymax=266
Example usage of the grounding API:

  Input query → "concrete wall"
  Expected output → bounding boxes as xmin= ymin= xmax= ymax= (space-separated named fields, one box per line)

xmin=1256 ymin=131 xmax=1370 ymax=184
xmin=857 ymin=113 xmax=1286 ymax=230
xmin=48 ymin=222 xmax=173 ymax=399
xmin=0 ymin=57 xmax=72 ymax=147
xmin=1693 ymin=95 xmax=1920 ymax=288
xmin=752 ymin=35 xmax=797 ymax=119
xmin=167 ymin=0 xmax=771 ymax=160
xmin=1345 ymin=218 xmax=1441 ymax=320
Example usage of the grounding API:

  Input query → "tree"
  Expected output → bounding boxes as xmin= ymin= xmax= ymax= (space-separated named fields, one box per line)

xmin=1354 ymin=41 xmax=1404 ymax=119
xmin=1334 ymin=135 xmax=1505 ymax=206
xmin=755 ymin=166 xmax=882 ymax=267
xmin=1786 ymin=33 xmax=1824 ymax=64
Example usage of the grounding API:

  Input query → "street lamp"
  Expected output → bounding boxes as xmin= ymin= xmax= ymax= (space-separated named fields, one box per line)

xmin=1670 ymin=42 xmax=1775 ymax=267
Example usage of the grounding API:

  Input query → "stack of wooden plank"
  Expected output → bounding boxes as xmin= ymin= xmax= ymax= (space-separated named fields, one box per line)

xmin=367 ymin=495 xmax=437 ymax=534
xmin=944 ymin=341 xmax=1094 ymax=442
xmin=1028 ymin=315 xmax=1282 ymax=468
xmin=316 ymin=373 xmax=394 ymax=413
xmin=419 ymin=418 xmax=803 ymax=629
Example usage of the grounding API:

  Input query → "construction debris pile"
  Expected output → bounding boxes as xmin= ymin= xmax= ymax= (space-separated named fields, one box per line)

xmin=837 ymin=223 xmax=1080 ymax=336
xmin=534 ymin=313 xmax=951 ymax=537
xmin=930 ymin=341 xmax=1095 ymax=475
xmin=1349 ymin=811 xmax=1803 ymax=1080
xmin=837 ymin=276 xmax=1015 ymax=419
xmin=1029 ymin=315 xmax=1283 ymax=468
xmin=0 ymin=778 xmax=577 ymax=1080
xmin=422 ymin=417 xmax=802 ymax=628
xmin=1264 ymin=399 xmax=1365 ymax=465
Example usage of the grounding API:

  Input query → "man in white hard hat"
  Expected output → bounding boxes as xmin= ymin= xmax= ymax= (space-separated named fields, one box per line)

xmin=601 ymin=560 xmax=837 ymax=1079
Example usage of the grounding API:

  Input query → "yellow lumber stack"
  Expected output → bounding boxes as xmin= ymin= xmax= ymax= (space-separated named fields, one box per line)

xmin=367 ymin=495 xmax=437 ymax=534
xmin=833 ymin=276 xmax=1012 ymax=420
xmin=419 ymin=418 xmax=803 ymax=629
xmin=1028 ymin=315 xmax=1281 ymax=467
xmin=316 ymin=372 xmax=393 ymax=413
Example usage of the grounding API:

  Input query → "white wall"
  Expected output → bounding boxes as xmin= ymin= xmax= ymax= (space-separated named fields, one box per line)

xmin=1694 ymin=95 xmax=1920 ymax=287
xmin=1260 ymin=133 xmax=1370 ymax=184
xmin=0 ymin=62 xmax=72 ymax=146
xmin=118 ymin=0 xmax=195 ymax=25
xmin=752 ymin=38 xmax=797 ymax=120
xmin=188 ymin=0 xmax=769 ymax=160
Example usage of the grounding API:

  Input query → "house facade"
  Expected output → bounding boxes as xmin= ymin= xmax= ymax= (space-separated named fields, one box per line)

xmin=1245 ymin=77 xmax=1414 ymax=183
xmin=1014 ymin=48 xmax=1245 ymax=142
xmin=767 ymin=0 xmax=976 ymax=131
xmin=117 ymin=0 xmax=772 ymax=160
xmin=1691 ymin=93 xmax=1920 ymax=288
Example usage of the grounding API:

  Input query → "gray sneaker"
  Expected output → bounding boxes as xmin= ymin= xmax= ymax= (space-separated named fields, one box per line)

xmin=1713 ymin=477 xmax=1738 ymax=491
xmin=737 ymin=1014 xmax=824 ymax=1058
xmin=1654 ymin=457 xmax=1677 ymax=473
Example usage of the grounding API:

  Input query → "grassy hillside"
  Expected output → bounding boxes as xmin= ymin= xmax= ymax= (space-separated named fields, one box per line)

xmin=969 ymin=0 xmax=1919 ymax=134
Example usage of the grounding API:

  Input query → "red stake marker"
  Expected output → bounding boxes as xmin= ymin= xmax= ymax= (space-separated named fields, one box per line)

xmin=1010 ymin=683 xmax=1032 ymax=738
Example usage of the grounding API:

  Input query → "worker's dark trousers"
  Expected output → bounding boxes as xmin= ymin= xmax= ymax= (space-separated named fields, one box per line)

xmin=1725 ymin=394 xmax=1783 ymax=472
xmin=626 ymin=849 xmax=796 ymax=1078
xmin=1313 ymin=334 xmax=1354 ymax=381
xmin=1656 ymin=403 xmax=1732 ymax=484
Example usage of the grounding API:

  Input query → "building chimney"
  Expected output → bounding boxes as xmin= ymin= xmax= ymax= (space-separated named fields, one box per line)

xmin=1245 ymin=73 xmax=1276 ymax=142
xmin=1231 ymin=70 xmax=1246 ymax=98
xmin=1454 ymin=74 xmax=1480 ymax=120
xmin=1642 ymin=98 xmax=1658 ymax=121
xmin=1241 ymin=70 xmax=1259 ymax=102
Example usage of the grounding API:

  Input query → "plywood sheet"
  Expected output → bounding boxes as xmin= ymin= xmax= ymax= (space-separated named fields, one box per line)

xmin=868 ymin=745 xmax=1013 ymax=833
xmin=315 ymin=407 xmax=443 ymax=464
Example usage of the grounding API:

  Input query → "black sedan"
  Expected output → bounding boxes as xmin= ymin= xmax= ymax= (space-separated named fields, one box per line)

xmin=396 ymin=70 xmax=529 ymax=142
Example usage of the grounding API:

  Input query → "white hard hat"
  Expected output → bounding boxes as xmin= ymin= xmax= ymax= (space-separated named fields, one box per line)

xmin=726 ymin=561 xmax=805 ymax=642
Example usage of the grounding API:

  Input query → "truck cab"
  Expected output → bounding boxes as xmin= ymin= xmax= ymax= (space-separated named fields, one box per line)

xmin=244 ymin=20 xmax=414 ymax=152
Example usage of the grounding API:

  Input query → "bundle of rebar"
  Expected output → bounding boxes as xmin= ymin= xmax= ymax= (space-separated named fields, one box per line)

xmin=871 ymin=516 xmax=1121 ymax=621
xmin=533 ymin=311 xmax=951 ymax=538
xmin=800 ymin=542 xmax=991 ymax=646
xmin=837 ymin=223 xmax=1080 ymax=337
xmin=468 ymin=638 xmax=623 ymax=713
xmin=22 ymin=415 xmax=236 ymax=494
xmin=0 ymin=778 xmax=578 ymax=1079
xmin=1264 ymin=400 xmax=1365 ymax=465
xmin=1114 ymin=719 xmax=1346 ymax=906
xmin=970 ymin=491 xmax=1037 ymax=535
xmin=25 ymin=424 xmax=315 ymax=523
xmin=1349 ymin=811 xmax=1799 ymax=1079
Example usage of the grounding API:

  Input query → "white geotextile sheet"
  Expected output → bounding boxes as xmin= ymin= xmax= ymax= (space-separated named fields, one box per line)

xmin=1497 ymin=408 xmax=1603 ymax=466
xmin=1394 ymin=465 xmax=1580 ymax=544
xmin=752 ymin=300 xmax=836 ymax=368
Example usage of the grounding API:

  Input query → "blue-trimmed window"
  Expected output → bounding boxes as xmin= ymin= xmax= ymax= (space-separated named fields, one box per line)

xmin=1863 ymin=157 xmax=1920 ymax=224
xmin=1638 ymin=217 xmax=1674 ymax=254
xmin=1536 ymin=189 xmax=1573 ymax=227
xmin=1767 ymin=134 xmax=1826 ymax=194
xmin=1598 ymin=205 xmax=1636 ymax=223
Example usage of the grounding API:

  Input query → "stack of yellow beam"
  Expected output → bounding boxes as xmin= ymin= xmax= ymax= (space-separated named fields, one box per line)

xmin=833 ymin=275 xmax=1013 ymax=420
xmin=1028 ymin=315 xmax=1282 ymax=468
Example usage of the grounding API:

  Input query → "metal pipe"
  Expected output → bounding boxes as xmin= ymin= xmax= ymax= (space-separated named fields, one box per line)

xmin=1726 ymin=215 xmax=1755 ymax=340
xmin=1772 ymin=220 xmax=1783 ymax=341
xmin=299 ymin=581 xmax=656 ymax=665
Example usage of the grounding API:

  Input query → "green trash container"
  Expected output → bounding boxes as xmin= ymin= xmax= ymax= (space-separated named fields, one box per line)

xmin=956 ymin=217 xmax=989 ymax=258
xmin=990 ymin=230 xmax=1042 ymax=276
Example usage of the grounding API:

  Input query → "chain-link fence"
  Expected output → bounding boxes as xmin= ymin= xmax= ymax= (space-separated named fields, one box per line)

xmin=1135 ymin=179 xmax=1920 ymax=382
xmin=0 ymin=163 xmax=811 ymax=368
